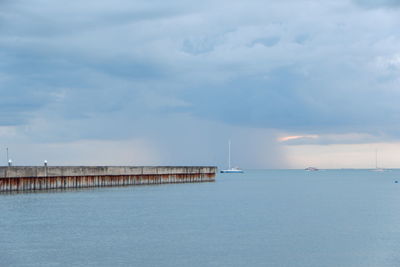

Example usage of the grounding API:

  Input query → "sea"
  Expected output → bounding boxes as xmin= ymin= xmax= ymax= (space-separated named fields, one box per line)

xmin=1 ymin=169 xmax=400 ymax=267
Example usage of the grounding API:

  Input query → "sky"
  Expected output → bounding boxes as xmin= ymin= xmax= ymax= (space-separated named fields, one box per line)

xmin=1 ymin=0 xmax=400 ymax=168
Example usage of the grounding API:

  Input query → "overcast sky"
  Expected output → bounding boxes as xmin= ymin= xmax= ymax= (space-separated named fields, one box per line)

xmin=1 ymin=0 xmax=400 ymax=168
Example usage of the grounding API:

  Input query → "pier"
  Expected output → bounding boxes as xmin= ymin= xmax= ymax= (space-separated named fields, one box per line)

xmin=0 ymin=166 xmax=217 ymax=192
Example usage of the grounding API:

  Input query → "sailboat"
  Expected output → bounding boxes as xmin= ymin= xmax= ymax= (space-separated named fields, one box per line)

xmin=372 ymin=149 xmax=385 ymax=172
xmin=220 ymin=140 xmax=243 ymax=173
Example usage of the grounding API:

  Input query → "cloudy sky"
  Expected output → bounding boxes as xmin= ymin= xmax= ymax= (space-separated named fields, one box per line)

xmin=1 ymin=0 xmax=400 ymax=168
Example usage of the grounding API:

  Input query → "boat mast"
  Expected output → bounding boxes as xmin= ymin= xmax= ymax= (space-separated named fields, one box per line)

xmin=228 ymin=140 xmax=231 ymax=169
xmin=375 ymin=149 xmax=378 ymax=169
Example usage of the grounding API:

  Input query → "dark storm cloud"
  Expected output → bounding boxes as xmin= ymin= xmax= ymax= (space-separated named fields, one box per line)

xmin=184 ymin=66 xmax=397 ymax=135
xmin=1 ymin=0 xmax=400 ymax=147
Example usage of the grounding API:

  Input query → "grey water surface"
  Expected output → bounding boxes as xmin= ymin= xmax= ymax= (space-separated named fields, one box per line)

xmin=1 ymin=169 xmax=400 ymax=267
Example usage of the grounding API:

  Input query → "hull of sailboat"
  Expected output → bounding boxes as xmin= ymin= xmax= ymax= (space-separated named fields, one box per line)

xmin=371 ymin=168 xmax=385 ymax=172
xmin=220 ymin=169 xmax=244 ymax=173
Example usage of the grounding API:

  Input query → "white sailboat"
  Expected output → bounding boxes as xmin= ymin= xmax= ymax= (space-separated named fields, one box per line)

xmin=372 ymin=149 xmax=385 ymax=172
xmin=220 ymin=140 xmax=243 ymax=173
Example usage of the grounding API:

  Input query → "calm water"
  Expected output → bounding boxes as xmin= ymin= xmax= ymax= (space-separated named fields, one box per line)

xmin=1 ymin=170 xmax=400 ymax=267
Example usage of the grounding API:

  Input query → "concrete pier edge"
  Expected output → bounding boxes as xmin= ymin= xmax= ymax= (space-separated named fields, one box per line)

xmin=0 ymin=166 xmax=217 ymax=192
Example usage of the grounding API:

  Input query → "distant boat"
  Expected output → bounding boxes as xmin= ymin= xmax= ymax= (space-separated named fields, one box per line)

xmin=305 ymin=167 xmax=319 ymax=171
xmin=221 ymin=167 xmax=244 ymax=173
xmin=220 ymin=140 xmax=243 ymax=173
xmin=371 ymin=149 xmax=385 ymax=172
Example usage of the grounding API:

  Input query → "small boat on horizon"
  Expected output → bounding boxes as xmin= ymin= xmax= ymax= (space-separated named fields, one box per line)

xmin=371 ymin=149 xmax=386 ymax=172
xmin=220 ymin=140 xmax=244 ymax=173
xmin=305 ymin=167 xmax=319 ymax=171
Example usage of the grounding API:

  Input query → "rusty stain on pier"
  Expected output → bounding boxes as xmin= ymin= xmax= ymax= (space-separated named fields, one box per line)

xmin=0 ymin=166 xmax=217 ymax=192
